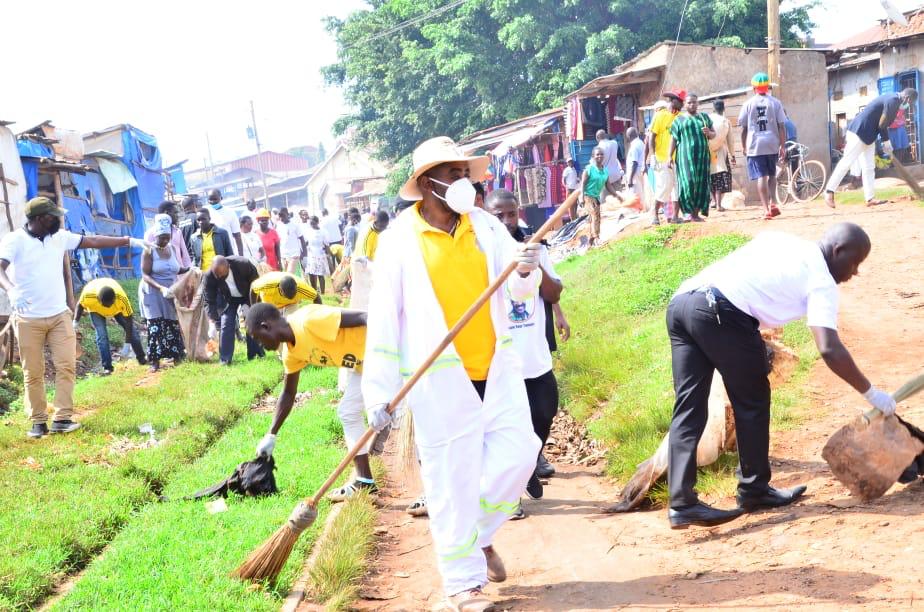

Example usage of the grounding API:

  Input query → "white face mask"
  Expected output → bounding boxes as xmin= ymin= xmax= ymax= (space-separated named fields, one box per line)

xmin=430 ymin=177 xmax=476 ymax=214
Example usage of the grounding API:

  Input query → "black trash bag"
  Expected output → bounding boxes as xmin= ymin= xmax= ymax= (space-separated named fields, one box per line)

xmin=899 ymin=417 xmax=924 ymax=484
xmin=188 ymin=455 xmax=278 ymax=500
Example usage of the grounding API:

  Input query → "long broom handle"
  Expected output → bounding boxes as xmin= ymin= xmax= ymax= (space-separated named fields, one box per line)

xmin=307 ymin=189 xmax=584 ymax=507
xmin=861 ymin=372 xmax=924 ymax=422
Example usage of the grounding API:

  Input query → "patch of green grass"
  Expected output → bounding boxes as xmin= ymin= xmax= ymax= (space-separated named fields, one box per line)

xmin=53 ymin=391 xmax=345 ymax=611
xmin=832 ymin=186 xmax=914 ymax=206
xmin=556 ymin=226 xmax=819 ymax=501
xmin=0 ymin=345 xmax=338 ymax=610
xmin=308 ymin=491 xmax=378 ymax=610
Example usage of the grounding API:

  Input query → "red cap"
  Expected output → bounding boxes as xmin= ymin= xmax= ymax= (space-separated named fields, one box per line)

xmin=664 ymin=88 xmax=687 ymax=102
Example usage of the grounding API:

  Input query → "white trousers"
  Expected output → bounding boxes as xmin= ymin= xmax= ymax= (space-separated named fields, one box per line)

xmin=416 ymin=388 xmax=540 ymax=596
xmin=827 ymin=131 xmax=876 ymax=202
xmin=338 ymin=369 xmax=368 ymax=455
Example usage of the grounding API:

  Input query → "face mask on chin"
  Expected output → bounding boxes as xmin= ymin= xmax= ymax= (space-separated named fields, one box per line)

xmin=429 ymin=177 xmax=476 ymax=214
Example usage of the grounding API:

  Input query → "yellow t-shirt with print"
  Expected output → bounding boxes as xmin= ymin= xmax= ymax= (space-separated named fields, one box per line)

xmin=78 ymin=278 xmax=132 ymax=318
xmin=281 ymin=305 xmax=365 ymax=374
xmin=412 ymin=203 xmax=494 ymax=381
xmin=252 ymin=271 xmax=318 ymax=308
xmin=200 ymin=229 xmax=216 ymax=270
xmin=650 ymin=108 xmax=679 ymax=163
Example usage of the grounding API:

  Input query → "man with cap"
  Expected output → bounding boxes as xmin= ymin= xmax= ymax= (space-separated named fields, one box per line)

xmin=74 ymin=277 xmax=147 ymax=375
xmin=645 ymin=89 xmax=685 ymax=225
xmin=362 ymin=137 xmax=542 ymax=611
xmin=665 ymin=222 xmax=892 ymax=528
xmin=206 ymin=189 xmax=244 ymax=256
xmin=254 ymin=208 xmax=281 ymax=271
xmin=738 ymin=73 xmax=787 ymax=220
xmin=0 ymin=197 xmax=152 ymax=438
xmin=825 ymin=87 xmax=918 ymax=207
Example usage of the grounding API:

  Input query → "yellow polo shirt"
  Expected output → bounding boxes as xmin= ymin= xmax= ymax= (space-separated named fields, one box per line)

xmin=281 ymin=305 xmax=365 ymax=374
xmin=252 ymin=271 xmax=318 ymax=308
xmin=650 ymin=108 xmax=679 ymax=163
xmin=412 ymin=203 xmax=494 ymax=381
xmin=200 ymin=229 xmax=216 ymax=270
xmin=78 ymin=278 xmax=132 ymax=318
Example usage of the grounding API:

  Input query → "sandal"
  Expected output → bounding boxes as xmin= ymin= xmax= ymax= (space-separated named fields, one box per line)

xmin=770 ymin=206 xmax=781 ymax=217
xmin=327 ymin=480 xmax=378 ymax=503
xmin=866 ymin=199 xmax=887 ymax=207
xmin=406 ymin=495 xmax=428 ymax=517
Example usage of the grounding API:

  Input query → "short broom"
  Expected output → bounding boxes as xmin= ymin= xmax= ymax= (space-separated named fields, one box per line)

xmin=233 ymin=188 xmax=581 ymax=582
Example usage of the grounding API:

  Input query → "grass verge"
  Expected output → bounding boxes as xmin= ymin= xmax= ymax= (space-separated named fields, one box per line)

xmin=833 ymin=186 xmax=914 ymax=206
xmin=53 ymin=368 xmax=346 ymax=610
xmin=555 ymin=225 xmax=818 ymax=501
xmin=0 ymin=348 xmax=290 ymax=610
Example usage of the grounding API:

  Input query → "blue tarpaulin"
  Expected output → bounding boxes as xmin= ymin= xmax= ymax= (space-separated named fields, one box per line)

xmin=63 ymin=195 xmax=104 ymax=284
xmin=166 ymin=162 xmax=187 ymax=194
xmin=17 ymin=141 xmax=53 ymax=200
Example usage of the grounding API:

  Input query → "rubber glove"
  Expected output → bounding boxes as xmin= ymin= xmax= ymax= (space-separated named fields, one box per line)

xmin=256 ymin=433 xmax=276 ymax=457
xmin=12 ymin=295 xmax=30 ymax=316
xmin=367 ymin=404 xmax=392 ymax=433
xmin=882 ymin=141 xmax=894 ymax=156
xmin=515 ymin=243 xmax=541 ymax=275
xmin=160 ymin=286 xmax=174 ymax=299
xmin=129 ymin=237 xmax=155 ymax=250
xmin=863 ymin=386 xmax=897 ymax=416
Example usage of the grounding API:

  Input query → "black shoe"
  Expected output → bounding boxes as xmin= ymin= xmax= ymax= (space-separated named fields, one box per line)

xmin=510 ymin=505 xmax=526 ymax=521
xmin=536 ymin=453 xmax=555 ymax=478
xmin=525 ymin=470 xmax=543 ymax=500
xmin=736 ymin=485 xmax=807 ymax=512
xmin=668 ymin=502 xmax=744 ymax=529
xmin=27 ymin=422 xmax=48 ymax=438
xmin=49 ymin=420 xmax=81 ymax=434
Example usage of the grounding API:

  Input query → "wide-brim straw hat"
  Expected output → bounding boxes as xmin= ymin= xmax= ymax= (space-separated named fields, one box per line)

xmin=399 ymin=136 xmax=490 ymax=201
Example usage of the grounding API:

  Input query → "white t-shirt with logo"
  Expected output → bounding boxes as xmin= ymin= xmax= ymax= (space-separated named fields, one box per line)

xmin=507 ymin=245 xmax=560 ymax=379
xmin=677 ymin=232 xmax=839 ymax=330
xmin=0 ymin=228 xmax=83 ymax=318
xmin=279 ymin=221 xmax=303 ymax=258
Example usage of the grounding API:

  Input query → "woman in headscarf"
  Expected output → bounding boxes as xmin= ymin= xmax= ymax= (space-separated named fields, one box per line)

xmin=141 ymin=214 xmax=186 ymax=371
xmin=302 ymin=215 xmax=331 ymax=295
xmin=668 ymin=94 xmax=716 ymax=222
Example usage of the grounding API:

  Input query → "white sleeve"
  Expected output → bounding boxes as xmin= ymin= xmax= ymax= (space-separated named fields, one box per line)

xmin=361 ymin=231 xmax=405 ymax=409
xmin=806 ymin=285 xmax=839 ymax=331
xmin=62 ymin=230 xmax=84 ymax=251
xmin=0 ymin=232 xmax=19 ymax=263
xmin=227 ymin=210 xmax=241 ymax=234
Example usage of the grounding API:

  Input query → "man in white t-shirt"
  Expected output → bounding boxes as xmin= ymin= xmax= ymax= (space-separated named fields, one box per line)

xmin=486 ymin=189 xmax=564 ymax=510
xmin=276 ymin=207 xmax=305 ymax=274
xmin=624 ymin=127 xmax=646 ymax=206
xmin=320 ymin=208 xmax=343 ymax=245
xmin=207 ymin=189 xmax=243 ymax=256
xmin=0 ymin=197 xmax=152 ymax=439
xmin=665 ymin=223 xmax=892 ymax=529
xmin=596 ymin=129 xmax=624 ymax=189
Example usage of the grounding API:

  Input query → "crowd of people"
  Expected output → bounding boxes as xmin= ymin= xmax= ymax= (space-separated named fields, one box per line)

xmin=0 ymin=74 xmax=918 ymax=612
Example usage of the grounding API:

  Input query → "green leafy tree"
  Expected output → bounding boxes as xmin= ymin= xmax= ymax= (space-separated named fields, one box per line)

xmin=324 ymin=0 xmax=816 ymax=163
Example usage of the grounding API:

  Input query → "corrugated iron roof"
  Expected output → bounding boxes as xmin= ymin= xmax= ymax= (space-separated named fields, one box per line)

xmin=833 ymin=8 xmax=924 ymax=50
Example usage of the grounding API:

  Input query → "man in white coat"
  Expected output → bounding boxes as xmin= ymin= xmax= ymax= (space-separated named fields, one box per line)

xmin=362 ymin=137 xmax=542 ymax=612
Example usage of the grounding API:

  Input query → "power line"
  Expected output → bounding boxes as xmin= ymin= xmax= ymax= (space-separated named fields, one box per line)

xmin=662 ymin=0 xmax=692 ymax=92
xmin=343 ymin=0 xmax=468 ymax=50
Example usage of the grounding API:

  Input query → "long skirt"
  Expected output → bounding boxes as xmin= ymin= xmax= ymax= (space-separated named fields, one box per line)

xmin=147 ymin=318 xmax=185 ymax=361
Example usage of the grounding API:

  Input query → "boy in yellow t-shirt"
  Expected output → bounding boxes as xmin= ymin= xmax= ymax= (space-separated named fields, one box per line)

xmin=74 ymin=278 xmax=146 ymax=374
xmin=251 ymin=271 xmax=321 ymax=311
xmin=246 ymin=302 xmax=374 ymax=501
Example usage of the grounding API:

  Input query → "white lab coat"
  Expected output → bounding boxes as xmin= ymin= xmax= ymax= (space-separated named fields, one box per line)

xmin=362 ymin=207 xmax=541 ymax=596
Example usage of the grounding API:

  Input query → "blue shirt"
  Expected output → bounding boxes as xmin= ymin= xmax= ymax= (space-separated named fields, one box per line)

xmin=849 ymin=94 xmax=902 ymax=145
xmin=784 ymin=119 xmax=797 ymax=142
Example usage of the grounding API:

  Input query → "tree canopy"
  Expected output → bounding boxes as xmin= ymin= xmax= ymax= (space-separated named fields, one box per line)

xmin=323 ymin=0 xmax=816 ymax=164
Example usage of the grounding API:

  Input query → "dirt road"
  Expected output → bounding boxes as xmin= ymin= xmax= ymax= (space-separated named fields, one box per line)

xmin=352 ymin=197 xmax=924 ymax=611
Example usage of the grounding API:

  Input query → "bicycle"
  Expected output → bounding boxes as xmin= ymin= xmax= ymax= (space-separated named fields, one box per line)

xmin=775 ymin=141 xmax=827 ymax=205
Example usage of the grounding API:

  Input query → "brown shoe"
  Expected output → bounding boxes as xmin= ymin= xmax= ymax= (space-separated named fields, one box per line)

xmin=482 ymin=545 xmax=506 ymax=582
xmin=448 ymin=588 xmax=495 ymax=612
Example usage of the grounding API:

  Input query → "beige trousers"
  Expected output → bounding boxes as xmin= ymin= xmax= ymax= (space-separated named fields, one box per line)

xmin=15 ymin=310 xmax=76 ymax=423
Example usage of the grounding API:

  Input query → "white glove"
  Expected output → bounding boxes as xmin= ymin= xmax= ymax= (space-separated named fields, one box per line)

xmin=882 ymin=141 xmax=894 ymax=156
xmin=256 ymin=433 xmax=276 ymax=457
xmin=863 ymin=386 xmax=897 ymax=416
xmin=129 ymin=237 xmax=155 ymax=250
xmin=160 ymin=286 xmax=174 ymax=299
xmin=367 ymin=404 xmax=392 ymax=433
xmin=12 ymin=295 xmax=30 ymax=316
xmin=72 ymin=319 xmax=79 ymax=331
xmin=515 ymin=243 xmax=541 ymax=275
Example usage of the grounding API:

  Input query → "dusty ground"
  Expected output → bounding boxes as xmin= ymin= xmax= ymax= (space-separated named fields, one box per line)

xmin=349 ymin=194 xmax=924 ymax=611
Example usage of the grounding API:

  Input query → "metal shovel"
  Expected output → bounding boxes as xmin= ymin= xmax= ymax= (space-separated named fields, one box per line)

xmin=822 ymin=374 xmax=924 ymax=501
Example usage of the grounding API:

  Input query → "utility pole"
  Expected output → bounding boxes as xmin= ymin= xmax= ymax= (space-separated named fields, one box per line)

xmin=249 ymin=100 xmax=271 ymax=209
xmin=767 ymin=0 xmax=781 ymax=97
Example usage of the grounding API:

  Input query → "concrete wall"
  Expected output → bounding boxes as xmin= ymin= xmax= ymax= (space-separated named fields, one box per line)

xmin=305 ymin=146 xmax=389 ymax=214
xmin=829 ymin=63 xmax=880 ymax=119
xmin=879 ymin=40 xmax=924 ymax=76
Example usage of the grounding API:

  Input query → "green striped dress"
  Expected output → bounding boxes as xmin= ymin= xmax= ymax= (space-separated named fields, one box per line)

xmin=670 ymin=112 xmax=713 ymax=216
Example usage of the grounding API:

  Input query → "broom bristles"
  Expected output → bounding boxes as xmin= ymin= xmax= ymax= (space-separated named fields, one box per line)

xmin=233 ymin=502 xmax=318 ymax=582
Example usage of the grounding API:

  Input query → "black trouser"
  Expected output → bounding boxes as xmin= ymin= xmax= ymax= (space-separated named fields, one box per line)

xmin=90 ymin=312 xmax=146 ymax=371
xmin=525 ymin=370 xmax=559 ymax=450
xmin=666 ymin=289 xmax=771 ymax=508
xmin=218 ymin=298 xmax=265 ymax=363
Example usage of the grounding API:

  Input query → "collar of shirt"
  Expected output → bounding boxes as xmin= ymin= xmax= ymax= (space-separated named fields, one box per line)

xmin=411 ymin=202 xmax=472 ymax=238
